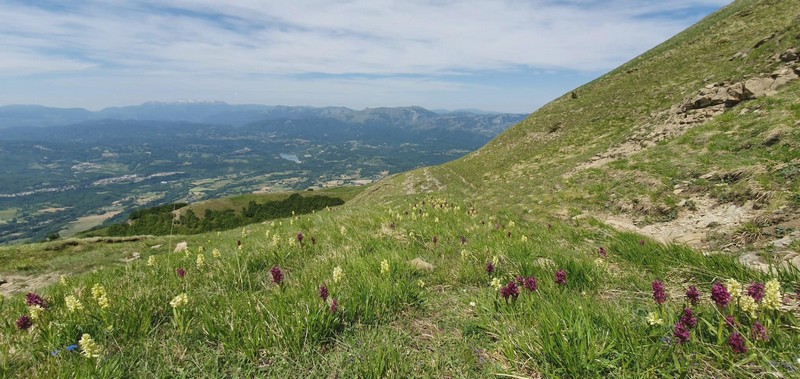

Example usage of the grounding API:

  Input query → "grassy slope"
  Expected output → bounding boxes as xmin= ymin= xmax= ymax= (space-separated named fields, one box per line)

xmin=361 ymin=0 xmax=799 ymax=217
xmin=2 ymin=0 xmax=800 ymax=377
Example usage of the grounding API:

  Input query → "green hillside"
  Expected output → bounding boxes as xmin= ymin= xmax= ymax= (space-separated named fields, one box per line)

xmin=2 ymin=0 xmax=800 ymax=377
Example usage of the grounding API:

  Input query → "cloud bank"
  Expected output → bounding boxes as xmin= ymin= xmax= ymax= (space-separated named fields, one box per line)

xmin=0 ymin=0 xmax=731 ymax=112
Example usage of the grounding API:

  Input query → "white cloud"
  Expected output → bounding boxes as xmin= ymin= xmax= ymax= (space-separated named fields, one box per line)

xmin=0 ymin=0 xmax=731 ymax=111
xmin=0 ymin=0 xmax=731 ymax=75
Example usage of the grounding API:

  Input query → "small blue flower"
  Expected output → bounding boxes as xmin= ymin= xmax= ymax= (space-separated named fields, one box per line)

xmin=66 ymin=344 xmax=79 ymax=352
xmin=50 ymin=349 xmax=60 ymax=356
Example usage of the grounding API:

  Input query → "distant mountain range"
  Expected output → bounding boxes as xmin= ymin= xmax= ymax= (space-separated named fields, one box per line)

xmin=0 ymin=102 xmax=526 ymax=244
xmin=0 ymin=102 xmax=525 ymax=130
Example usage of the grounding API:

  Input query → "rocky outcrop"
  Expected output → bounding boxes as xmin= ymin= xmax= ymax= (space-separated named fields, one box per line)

xmin=571 ymin=52 xmax=800 ymax=175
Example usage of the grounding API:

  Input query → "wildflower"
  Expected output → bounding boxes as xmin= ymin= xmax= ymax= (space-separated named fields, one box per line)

xmin=271 ymin=266 xmax=284 ymax=285
xmin=500 ymin=281 xmax=519 ymax=302
xmin=739 ymin=295 xmax=758 ymax=317
xmin=340 ymin=225 xmax=347 ymax=235
xmin=711 ymin=282 xmax=731 ymax=308
xmin=16 ymin=315 xmax=32 ymax=330
xmin=598 ymin=246 xmax=607 ymax=258
xmin=506 ymin=231 xmax=512 ymax=238
xmin=728 ymin=332 xmax=747 ymax=354
xmin=65 ymin=295 xmax=84 ymax=312
xmin=212 ymin=248 xmax=221 ymax=258
xmin=380 ymin=259 xmax=389 ymax=275
xmin=330 ymin=298 xmax=338 ymax=313
xmin=639 ymin=239 xmax=645 ymax=246
xmin=460 ymin=250 xmax=468 ymax=259
xmin=673 ymin=322 xmax=690 ymax=344
xmin=27 ymin=305 xmax=45 ymax=321
xmin=469 ymin=301 xmax=476 ymax=307
xmin=485 ymin=261 xmax=494 ymax=274
xmin=26 ymin=293 xmax=48 ymax=309
xmin=311 ymin=236 xmax=316 ymax=245
xmin=79 ymin=333 xmax=102 ymax=358
xmin=319 ymin=284 xmax=329 ymax=302
xmin=460 ymin=236 xmax=467 ymax=244
xmin=492 ymin=255 xmax=499 ymax=267
xmin=680 ymin=308 xmax=697 ymax=329
xmin=490 ymin=277 xmax=502 ymax=291
xmin=170 ymin=293 xmax=189 ymax=309
xmin=725 ymin=278 xmax=742 ymax=299
xmin=91 ymin=284 xmax=110 ymax=309
xmin=237 ymin=240 xmax=242 ymax=249
xmin=333 ymin=266 xmax=344 ymax=283
xmin=524 ymin=277 xmax=538 ymax=292
xmin=652 ymin=280 xmax=667 ymax=305
xmin=432 ymin=236 xmax=438 ymax=244
xmin=746 ymin=282 xmax=765 ymax=303
xmin=196 ymin=254 xmax=205 ymax=270
xmin=176 ymin=268 xmax=186 ymax=278
xmin=508 ymin=220 xmax=515 ymax=228
xmin=521 ymin=235 xmax=528 ymax=242
xmin=516 ymin=275 xmax=523 ymax=284
xmin=297 ymin=232 xmax=304 ymax=244
xmin=555 ymin=269 xmax=566 ymax=286
xmin=417 ymin=279 xmax=426 ymax=288
xmin=763 ymin=279 xmax=782 ymax=311
xmin=60 ymin=275 xmax=68 ymax=285
xmin=751 ymin=321 xmax=768 ymax=342
xmin=147 ymin=255 xmax=156 ymax=266
xmin=685 ymin=286 xmax=701 ymax=306
xmin=725 ymin=315 xmax=736 ymax=329
xmin=646 ymin=311 xmax=663 ymax=326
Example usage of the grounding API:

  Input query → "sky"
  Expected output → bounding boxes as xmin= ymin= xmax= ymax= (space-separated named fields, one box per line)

xmin=0 ymin=0 xmax=732 ymax=113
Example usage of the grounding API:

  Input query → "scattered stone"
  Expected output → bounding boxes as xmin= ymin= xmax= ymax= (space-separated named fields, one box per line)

xmin=729 ymin=51 xmax=748 ymax=61
xmin=533 ymin=257 xmax=555 ymax=268
xmin=173 ymin=242 xmax=188 ymax=253
xmin=739 ymin=252 xmax=770 ymax=272
xmin=122 ymin=252 xmax=142 ymax=263
xmin=779 ymin=47 xmax=799 ymax=62
xmin=407 ymin=258 xmax=435 ymax=272
xmin=753 ymin=33 xmax=776 ymax=49
xmin=150 ymin=244 xmax=163 ymax=249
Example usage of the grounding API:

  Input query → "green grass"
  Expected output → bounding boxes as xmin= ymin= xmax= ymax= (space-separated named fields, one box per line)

xmin=177 ymin=185 xmax=366 ymax=219
xmin=2 ymin=0 xmax=800 ymax=377
xmin=2 ymin=197 xmax=799 ymax=377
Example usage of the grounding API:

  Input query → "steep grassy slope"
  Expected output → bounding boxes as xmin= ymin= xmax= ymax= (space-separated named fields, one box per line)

xmin=2 ymin=0 xmax=800 ymax=377
xmin=362 ymin=0 xmax=800 ymax=226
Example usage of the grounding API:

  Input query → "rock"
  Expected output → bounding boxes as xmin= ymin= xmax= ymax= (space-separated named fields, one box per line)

xmin=739 ymin=251 xmax=770 ymax=272
xmin=753 ymin=33 xmax=775 ymax=49
xmin=407 ymin=258 xmax=434 ymax=272
xmin=770 ymin=67 xmax=799 ymax=90
xmin=533 ymin=257 xmax=555 ymax=268
xmin=150 ymin=244 xmax=163 ymax=249
xmin=779 ymin=48 xmax=799 ymax=62
xmin=745 ymin=77 xmax=776 ymax=97
xmin=729 ymin=51 xmax=748 ymax=61
xmin=772 ymin=235 xmax=795 ymax=249
xmin=173 ymin=242 xmax=188 ymax=253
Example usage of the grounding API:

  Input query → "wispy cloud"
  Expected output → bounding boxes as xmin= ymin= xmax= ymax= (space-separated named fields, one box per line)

xmin=0 ymin=0 xmax=730 ymax=111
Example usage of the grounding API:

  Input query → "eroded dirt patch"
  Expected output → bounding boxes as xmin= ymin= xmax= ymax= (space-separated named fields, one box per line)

xmin=0 ymin=272 xmax=62 ymax=297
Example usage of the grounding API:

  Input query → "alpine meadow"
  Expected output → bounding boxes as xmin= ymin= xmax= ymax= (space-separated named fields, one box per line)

xmin=3 ymin=0 xmax=800 ymax=378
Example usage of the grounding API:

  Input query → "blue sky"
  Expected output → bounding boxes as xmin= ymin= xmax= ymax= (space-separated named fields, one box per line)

xmin=0 ymin=0 xmax=731 ymax=113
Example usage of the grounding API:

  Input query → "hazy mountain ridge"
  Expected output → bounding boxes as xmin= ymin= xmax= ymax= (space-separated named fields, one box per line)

xmin=0 ymin=102 xmax=526 ymax=130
